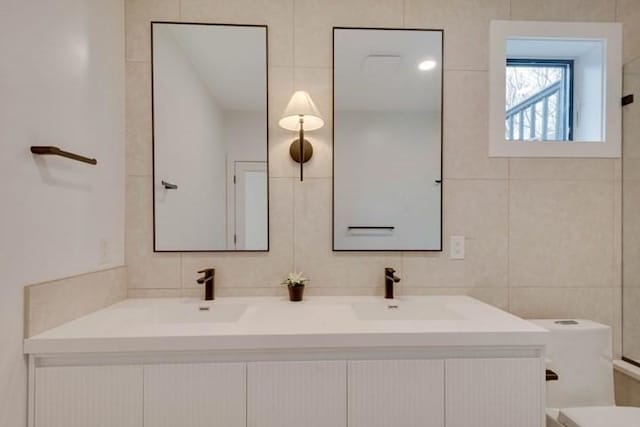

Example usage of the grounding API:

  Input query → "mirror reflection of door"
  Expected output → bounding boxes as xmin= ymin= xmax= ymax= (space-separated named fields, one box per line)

xmin=232 ymin=161 xmax=267 ymax=250
xmin=152 ymin=23 xmax=268 ymax=252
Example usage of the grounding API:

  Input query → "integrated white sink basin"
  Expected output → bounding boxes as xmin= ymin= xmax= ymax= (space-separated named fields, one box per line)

xmin=149 ymin=300 xmax=248 ymax=323
xmin=351 ymin=300 xmax=463 ymax=321
xmin=24 ymin=296 xmax=548 ymax=354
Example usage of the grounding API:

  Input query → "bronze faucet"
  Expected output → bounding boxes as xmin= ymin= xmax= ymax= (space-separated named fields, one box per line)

xmin=384 ymin=267 xmax=401 ymax=299
xmin=197 ymin=268 xmax=215 ymax=301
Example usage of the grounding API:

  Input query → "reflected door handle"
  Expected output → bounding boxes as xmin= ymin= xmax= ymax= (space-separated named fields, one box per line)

xmin=435 ymin=179 xmax=442 ymax=184
xmin=162 ymin=180 xmax=178 ymax=190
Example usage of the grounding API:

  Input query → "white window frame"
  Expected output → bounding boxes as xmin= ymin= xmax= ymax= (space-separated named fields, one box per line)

xmin=489 ymin=20 xmax=622 ymax=158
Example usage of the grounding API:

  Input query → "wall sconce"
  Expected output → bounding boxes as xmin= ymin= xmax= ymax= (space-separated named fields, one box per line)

xmin=279 ymin=90 xmax=324 ymax=181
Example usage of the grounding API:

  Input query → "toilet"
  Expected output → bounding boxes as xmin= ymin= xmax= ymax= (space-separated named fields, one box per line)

xmin=529 ymin=319 xmax=640 ymax=427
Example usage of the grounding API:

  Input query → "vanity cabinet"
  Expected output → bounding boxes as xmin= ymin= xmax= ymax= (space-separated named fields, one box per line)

xmin=247 ymin=361 xmax=347 ymax=427
xmin=26 ymin=296 xmax=546 ymax=427
xmin=445 ymin=358 xmax=544 ymax=427
xmin=348 ymin=360 xmax=445 ymax=427
xmin=34 ymin=365 xmax=143 ymax=427
xmin=30 ymin=356 xmax=543 ymax=427
xmin=144 ymin=363 xmax=246 ymax=427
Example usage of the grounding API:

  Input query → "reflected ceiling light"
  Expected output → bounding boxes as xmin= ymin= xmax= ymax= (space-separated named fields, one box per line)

xmin=279 ymin=90 xmax=324 ymax=182
xmin=418 ymin=59 xmax=437 ymax=71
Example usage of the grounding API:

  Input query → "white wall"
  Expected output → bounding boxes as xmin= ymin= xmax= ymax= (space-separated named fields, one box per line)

xmin=0 ymin=1 xmax=125 ymax=426
xmin=574 ymin=44 xmax=605 ymax=141
xmin=154 ymin=27 xmax=227 ymax=250
xmin=334 ymin=111 xmax=442 ymax=250
xmin=223 ymin=111 xmax=268 ymax=161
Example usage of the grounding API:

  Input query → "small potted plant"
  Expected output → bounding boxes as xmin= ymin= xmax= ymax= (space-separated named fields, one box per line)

xmin=283 ymin=272 xmax=308 ymax=302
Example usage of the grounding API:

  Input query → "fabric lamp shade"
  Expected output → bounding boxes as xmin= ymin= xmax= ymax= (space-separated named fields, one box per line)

xmin=279 ymin=90 xmax=325 ymax=131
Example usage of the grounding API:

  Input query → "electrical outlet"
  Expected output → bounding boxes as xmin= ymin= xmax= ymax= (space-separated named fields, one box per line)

xmin=450 ymin=236 xmax=465 ymax=259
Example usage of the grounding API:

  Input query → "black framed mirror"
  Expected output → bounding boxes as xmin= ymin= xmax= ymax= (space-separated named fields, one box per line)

xmin=332 ymin=27 xmax=443 ymax=251
xmin=151 ymin=22 xmax=269 ymax=252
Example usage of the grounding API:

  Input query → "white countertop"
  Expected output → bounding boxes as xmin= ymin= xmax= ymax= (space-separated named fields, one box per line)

xmin=24 ymin=296 xmax=548 ymax=354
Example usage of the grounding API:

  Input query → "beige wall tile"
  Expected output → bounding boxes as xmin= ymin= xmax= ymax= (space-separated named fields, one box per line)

xmin=403 ymin=179 xmax=509 ymax=287
xmin=126 ymin=62 xmax=152 ymax=176
xmin=128 ymin=288 xmax=182 ymax=298
xmin=180 ymin=0 xmax=294 ymax=67
xmin=509 ymin=180 xmax=615 ymax=287
xmin=180 ymin=178 xmax=294 ymax=288
xmin=25 ymin=267 xmax=127 ymax=337
xmin=443 ymin=71 xmax=508 ymax=179
xmin=216 ymin=287 xmax=284 ymax=297
xmin=614 ymin=179 xmax=622 ymax=277
xmin=405 ymin=0 xmax=509 ymax=71
xmin=623 ymin=287 xmax=640 ymax=359
xmin=615 ymin=159 xmax=622 ymax=180
xmin=294 ymin=0 xmax=404 ymax=68
xmin=617 ymin=0 xmax=640 ymax=64
xmin=509 ymin=159 xmax=614 ymax=181
xmin=509 ymin=287 xmax=614 ymax=326
xmin=623 ymin=181 xmax=640 ymax=288
xmin=613 ymin=178 xmax=622 ymax=358
xmin=622 ymin=72 xmax=640 ymax=177
xmin=127 ymin=250 xmax=181 ymax=289
xmin=180 ymin=288 xmax=202 ymax=298
xmin=304 ymin=287 xmax=380 ymax=296
xmin=613 ymin=286 xmax=622 ymax=358
xmin=126 ymin=176 xmax=152 ymax=237
xmin=126 ymin=176 xmax=182 ymax=288
xmin=126 ymin=0 xmax=180 ymax=62
xmin=623 ymin=158 xmax=640 ymax=181
xmin=623 ymin=86 xmax=640 ymax=362
xmin=623 ymin=147 xmax=638 ymax=335
xmin=615 ymin=370 xmax=640 ymax=407
xmin=399 ymin=287 xmax=509 ymax=311
xmin=625 ymin=57 xmax=640 ymax=74
xmin=511 ymin=0 xmax=616 ymax=22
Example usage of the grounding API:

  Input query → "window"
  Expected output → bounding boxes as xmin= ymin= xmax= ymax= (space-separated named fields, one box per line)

xmin=505 ymin=59 xmax=573 ymax=141
xmin=488 ymin=20 xmax=622 ymax=158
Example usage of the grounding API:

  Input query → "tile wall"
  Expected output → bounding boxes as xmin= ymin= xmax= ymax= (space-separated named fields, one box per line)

xmin=623 ymin=56 xmax=640 ymax=361
xmin=124 ymin=0 xmax=640 ymax=358
xmin=25 ymin=267 xmax=127 ymax=337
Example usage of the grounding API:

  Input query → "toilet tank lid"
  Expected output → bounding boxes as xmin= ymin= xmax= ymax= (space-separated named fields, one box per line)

xmin=528 ymin=319 xmax=610 ymax=332
xmin=558 ymin=406 xmax=640 ymax=427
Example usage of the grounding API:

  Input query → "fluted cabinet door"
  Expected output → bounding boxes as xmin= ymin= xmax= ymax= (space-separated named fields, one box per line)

xmin=34 ymin=365 xmax=143 ymax=427
xmin=143 ymin=363 xmax=246 ymax=427
xmin=445 ymin=358 xmax=544 ymax=427
xmin=348 ymin=359 xmax=445 ymax=427
xmin=247 ymin=361 xmax=347 ymax=427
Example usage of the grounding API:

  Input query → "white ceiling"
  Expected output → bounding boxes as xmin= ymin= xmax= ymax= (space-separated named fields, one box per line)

xmin=334 ymin=29 xmax=442 ymax=112
xmin=163 ymin=24 xmax=267 ymax=111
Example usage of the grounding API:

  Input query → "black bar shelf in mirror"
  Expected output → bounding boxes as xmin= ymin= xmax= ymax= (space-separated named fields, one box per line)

xmin=332 ymin=27 xmax=444 ymax=251
xmin=347 ymin=226 xmax=396 ymax=230
xmin=151 ymin=22 xmax=269 ymax=252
